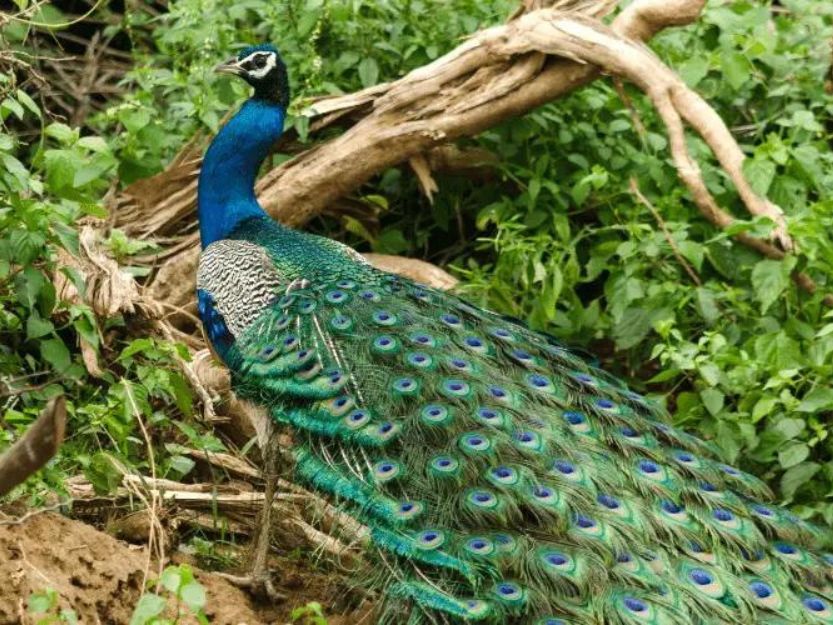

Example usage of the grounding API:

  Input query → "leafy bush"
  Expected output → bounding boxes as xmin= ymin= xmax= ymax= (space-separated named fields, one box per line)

xmin=27 ymin=588 xmax=79 ymax=624
xmin=457 ymin=0 xmax=833 ymax=520
xmin=290 ymin=601 xmax=329 ymax=625
xmin=0 ymin=80 xmax=210 ymax=501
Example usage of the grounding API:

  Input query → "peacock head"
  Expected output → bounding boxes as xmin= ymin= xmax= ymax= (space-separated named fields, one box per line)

xmin=215 ymin=44 xmax=290 ymax=108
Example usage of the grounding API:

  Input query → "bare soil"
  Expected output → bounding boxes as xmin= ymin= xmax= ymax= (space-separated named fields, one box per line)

xmin=0 ymin=511 xmax=366 ymax=625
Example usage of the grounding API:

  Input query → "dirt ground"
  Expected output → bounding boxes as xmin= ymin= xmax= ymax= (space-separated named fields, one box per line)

xmin=0 ymin=510 xmax=367 ymax=625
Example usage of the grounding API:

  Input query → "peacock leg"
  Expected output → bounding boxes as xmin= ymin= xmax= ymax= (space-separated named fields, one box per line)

xmin=249 ymin=420 xmax=284 ymax=600
xmin=219 ymin=420 xmax=286 ymax=601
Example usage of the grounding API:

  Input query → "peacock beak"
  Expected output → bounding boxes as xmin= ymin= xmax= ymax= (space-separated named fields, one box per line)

xmin=215 ymin=58 xmax=244 ymax=76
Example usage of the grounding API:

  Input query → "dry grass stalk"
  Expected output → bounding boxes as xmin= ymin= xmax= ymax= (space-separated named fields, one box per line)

xmin=87 ymin=474 xmax=367 ymax=561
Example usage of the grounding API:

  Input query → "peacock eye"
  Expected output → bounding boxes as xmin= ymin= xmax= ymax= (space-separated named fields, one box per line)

xmin=250 ymin=54 xmax=267 ymax=69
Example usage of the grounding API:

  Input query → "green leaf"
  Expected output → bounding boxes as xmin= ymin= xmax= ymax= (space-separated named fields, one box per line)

xmin=26 ymin=314 xmax=54 ymax=339
xmin=44 ymin=149 xmax=78 ymax=192
xmin=695 ymin=288 xmax=720 ymax=325
xmin=27 ymin=591 xmax=56 ymax=614
xmin=118 ymin=108 xmax=151 ymax=134
xmin=169 ymin=454 xmax=196 ymax=477
xmin=2 ymin=97 xmax=24 ymax=120
xmin=16 ymin=89 xmax=41 ymax=119
xmin=751 ymin=258 xmax=793 ymax=314
xmin=773 ymin=418 xmax=805 ymax=441
xmin=722 ymin=51 xmax=750 ymax=90
xmin=374 ymin=229 xmax=409 ymax=254
xmin=357 ymin=58 xmax=379 ymax=88
xmin=40 ymin=337 xmax=71 ymax=371
xmin=700 ymin=388 xmax=724 ymax=416
xmin=742 ymin=158 xmax=776 ymax=196
xmin=119 ymin=338 xmax=155 ymax=360
xmin=45 ymin=123 xmax=76 ymax=144
xmin=84 ymin=452 xmax=123 ymax=495
xmin=159 ymin=567 xmax=182 ymax=593
xmin=79 ymin=203 xmax=109 ymax=219
xmin=798 ymin=388 xmax=833 ymax=413
xmin=180 ymin=581 xmax=207 ymax=612
xmin=129 ymin=594 xmax=166 ymax=625
xmin=790 ymin=109 xmax=822 ymax=132
xmin=780 ymin=461 xmax=820 ymax=499
xmin=2 ymin=152 xmax=29 ymax=187
xmin=77 ymin=136 xmax=109 ymax=153
xmin=613 ymin=307 xmax=653 ymax=350
xmin=678 ymin=56 xmax=709 ymax=87
xmin=73 ymin=314 xmax=99 ymax=348
xmin=677 ymin=241 xmax=704 ymax=272
xmin=752 ymin=397 xmax=777 ymax=422
xmin=53 ymin=221 xmax=80 ymax=255
xmin=697 ymin=363 xmax=721 ymax=387
xmin=778 ymin=443 xmax=809 ymax=469
xmin=539 ymin=266 xmax=563 ymax=321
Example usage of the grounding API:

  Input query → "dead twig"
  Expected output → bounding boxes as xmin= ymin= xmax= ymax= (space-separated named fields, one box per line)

xmin=0 ymin=502 xmax=67 ymax=526
xmin=121 ymin=381 xmax=166 ymax=590
xmin=630 ymin=178 xmax=702 ymax=286
xmin=110 ymin=474 xmax=367 ymax=560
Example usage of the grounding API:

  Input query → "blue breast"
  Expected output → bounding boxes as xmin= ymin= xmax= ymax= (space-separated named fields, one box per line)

xmin=197 ymin=289 xmax=233 ymax=356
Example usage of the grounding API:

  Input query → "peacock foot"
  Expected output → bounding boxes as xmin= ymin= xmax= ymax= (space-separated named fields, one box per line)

xmin=216 ymin=570 xmax=287 ymax=602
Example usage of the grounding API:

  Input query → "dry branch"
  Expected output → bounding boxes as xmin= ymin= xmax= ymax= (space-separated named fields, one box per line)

xmin=0 ymin=396 xmax=66 ymax=498
xmin=68 ymin=472 xmax=368 ymax=562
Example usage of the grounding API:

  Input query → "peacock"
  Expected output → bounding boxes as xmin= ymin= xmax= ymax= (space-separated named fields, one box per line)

xmin=196 ymin=45 xmax=833 ymax=625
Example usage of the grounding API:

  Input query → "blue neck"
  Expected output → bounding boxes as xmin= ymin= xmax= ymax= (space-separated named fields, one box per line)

xmin=198 ymin=99 xmax=286 ymax=247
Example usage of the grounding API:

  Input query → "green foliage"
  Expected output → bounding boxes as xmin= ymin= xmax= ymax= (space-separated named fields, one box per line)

xmin=290 ymin=601 xmax=329 ymax=625
xmin=97 ymin=0 xmax=513 ymax=181
xmin=477 ymin=1 xmax=833 ymax=521
xmin=449 ymin=0 xmax=833 ymax=520
xmin=26 ymin=589 xmax=79 ymax=625
xmin=129 ymin=565 xmax=208 ymax=625
xmin=0 ymin=77 xmax=211 ymax=503
xmin=184 ymin=535 xmax=242 ymax=571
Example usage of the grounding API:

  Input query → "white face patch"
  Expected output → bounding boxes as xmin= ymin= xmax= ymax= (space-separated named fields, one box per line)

xmin=240 ymin=51 xmax=277 ymax=79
